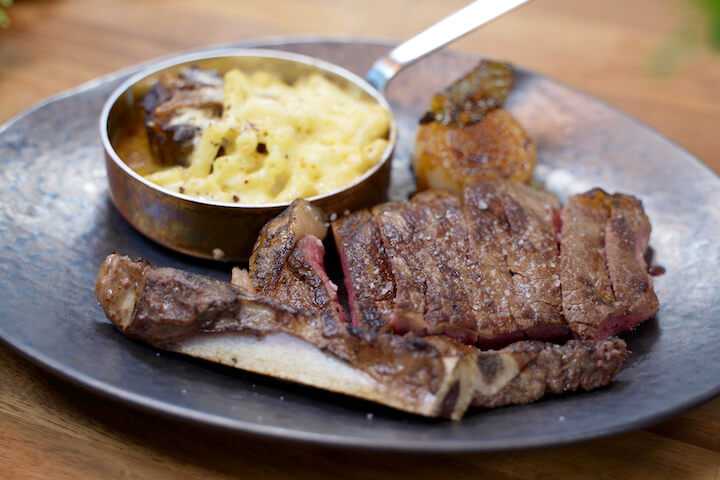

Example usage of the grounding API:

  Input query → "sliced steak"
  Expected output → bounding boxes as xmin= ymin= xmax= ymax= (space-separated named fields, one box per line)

xmin=369 ymin=201 xmax=427 ymax=333
xmin=333 ymin=181 xmax=569 ymax=348
xmin=249 ymin=199 xmax=327 ymax=293
xmin=96 ymin=254 xmax=479 ymax=419
xmin=561 ymin=189 xmax=658 ymax=339
xmin=142 ymin=67 xmax=224 ymax=166
xmin=372 ymin=195 xmax=481 ymax=342
xmin=243 ymin=199 xmax=345 ymax=323
xmin=473 ymin=338 xmax=628 ymax=407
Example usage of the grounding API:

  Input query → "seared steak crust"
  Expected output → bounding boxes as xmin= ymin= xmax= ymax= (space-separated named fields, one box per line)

xmin=371 ymin=201 xmax=428 ymax=333
xmin=561 ymin=189 xmax=658 ymax=339
xmin=333 ymin=181 xmax=568 ymax=347
xmin=331 ymin=210 xmax=394 ymax=330
xmin=409 ymin=191 xmax=483 ymax=342
xmin=364 ymin=192 xmax=482 ymax=342
xmin=245 ymin=199 xmax=346 ymax=322
xmin=251 ymin=235 xmax=345 ymax=323
xmin=249 ymin=199 xmax=327 ymax=295
xmin=464 ymin=182 xmax=566 ymax=339
xmin=473 ymin=338 xmax=628 ymax=407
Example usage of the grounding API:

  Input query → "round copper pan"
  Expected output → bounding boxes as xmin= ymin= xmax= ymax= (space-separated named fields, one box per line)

xmin=100 ymin=49 xmax=396 ymax=261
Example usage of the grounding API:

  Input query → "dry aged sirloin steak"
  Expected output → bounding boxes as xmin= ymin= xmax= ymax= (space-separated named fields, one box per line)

xmin=94 ymin=191 xmax=637 ymax=418
xmin=333 ymin=180 xmax=658 ymax=346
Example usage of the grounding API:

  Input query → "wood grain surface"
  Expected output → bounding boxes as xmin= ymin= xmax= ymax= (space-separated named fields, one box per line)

xmin=1 ymin=1 xmax=719 ymax=478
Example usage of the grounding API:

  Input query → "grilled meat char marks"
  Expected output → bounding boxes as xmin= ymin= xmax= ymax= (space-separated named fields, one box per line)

xmin=464 ymin=182 xmax=567 ymax=344
xmin=333 ymin=181 xmax=569 ymax=348
xmin=411 ymin=191 xmax=485 ymax=342
xmin=332 ymin=210 xmax=395 ymax=331
xmin=560 ymin=189 xmax=658 ymax=340
xmin=371 ymin=193 xmax=480 ymax=342
xmin=244 ymin=199 xmax=346 ymax=323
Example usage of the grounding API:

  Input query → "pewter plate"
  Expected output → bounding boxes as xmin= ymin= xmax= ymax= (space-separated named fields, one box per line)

xmin=1 ymin=39 xmax=719 ymax=453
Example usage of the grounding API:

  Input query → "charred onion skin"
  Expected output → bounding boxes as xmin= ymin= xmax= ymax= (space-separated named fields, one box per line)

xmin=414 ymin=60 xmax=536 ymax=193
xmin=422 ymin=60 xmax=513 ymax=127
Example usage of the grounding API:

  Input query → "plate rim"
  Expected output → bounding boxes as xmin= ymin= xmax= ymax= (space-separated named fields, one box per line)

xmin=2 ymin=36 xmax=719 ymax=453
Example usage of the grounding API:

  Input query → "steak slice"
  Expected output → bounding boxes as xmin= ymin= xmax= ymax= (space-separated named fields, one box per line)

xmin=372 ymin=195 xmax=482 ymax=342
xmin=96 ymin=254 xmax=479 ymax=419
xmin=473 ymin=338 xmax=628 ymax=408
xmin=604 ymin=194 xmax=659 ymax=334
xmin=331 ymin=210 xmax=394 ymax=331
xmin=369 ymin=201 xmax=427 ymax=333
xmin=243 ymin=199 xmax=347 ymax=322
xmin=463 ymin=181 xmax=567 ymax=345
xmin=249 ymin=199 xmax=328 ymax=293
xmin=407 ymin=191 xmax=486 ymax=342
xmin=245 ymin=234 xmax=346 ymax=324
xmin=561 ymin=189 xmax=658 ymax=339
xmin=142 ymin=67 xmax=224 ymax=166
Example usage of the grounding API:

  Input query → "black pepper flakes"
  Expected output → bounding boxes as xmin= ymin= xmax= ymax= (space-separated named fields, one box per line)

xmin=256 ymin=142 xmax=268 ymax=154
xmin=179 ymin=186 xmax=185 ymax=194
xmin=232 ymin=195 xmax=239 ymax=202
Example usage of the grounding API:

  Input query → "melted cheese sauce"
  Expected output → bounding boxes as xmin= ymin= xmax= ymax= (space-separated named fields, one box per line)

xmin=134 ymin=70 xmax=390 ymax=204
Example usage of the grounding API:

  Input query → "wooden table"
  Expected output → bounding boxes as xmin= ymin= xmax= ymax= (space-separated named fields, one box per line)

xmin=1 ymin=1 xmax=719 ymax=478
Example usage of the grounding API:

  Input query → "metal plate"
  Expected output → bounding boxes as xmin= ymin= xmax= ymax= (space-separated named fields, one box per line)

xmin=1 ymin=39 xmax=719 ymax=453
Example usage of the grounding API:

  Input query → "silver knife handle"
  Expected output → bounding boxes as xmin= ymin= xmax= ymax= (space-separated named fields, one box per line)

xmin=366 ymin=0 xmax=531 ymax=92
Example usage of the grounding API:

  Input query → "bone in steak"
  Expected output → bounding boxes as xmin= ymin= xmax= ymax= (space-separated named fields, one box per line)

xmin=333 ymin=181 xmax=570 ymax=347
xmin=560 ymin=189 xmax=659 ymax=339
xmin=96 ymin=254 xmax=480 ymax=419
xmin=96 ymin=254 xmax=627 ymax=417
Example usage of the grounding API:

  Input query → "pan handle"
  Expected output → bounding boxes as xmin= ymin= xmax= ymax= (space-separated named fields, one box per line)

xmin=366 ymin=0 xmax=531 ymax=92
